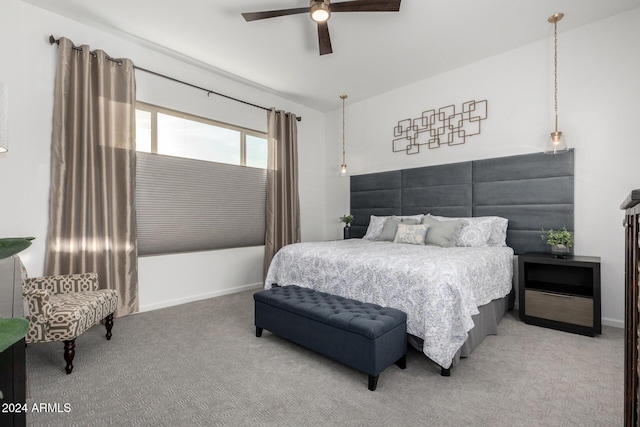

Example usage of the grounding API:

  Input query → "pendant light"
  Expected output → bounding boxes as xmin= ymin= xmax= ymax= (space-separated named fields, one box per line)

xmin=340 ymin=94 xmax=348 ymax=176
xmin=545 ymin=13 xmax=568 ymax=154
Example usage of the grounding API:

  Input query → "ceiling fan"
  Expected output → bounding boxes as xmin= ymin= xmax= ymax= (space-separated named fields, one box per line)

xmin=242 ymin=0 xmax=402 ymax=56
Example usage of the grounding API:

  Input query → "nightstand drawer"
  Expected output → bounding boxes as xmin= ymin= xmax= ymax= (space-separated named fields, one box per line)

xmin=524 ymin=289 xmax=593 ymax=327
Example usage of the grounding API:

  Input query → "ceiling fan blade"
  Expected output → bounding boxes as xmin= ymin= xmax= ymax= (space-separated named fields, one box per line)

xmin=331 ymin=0 xmax=401 ymax=13
xmin=317 ymin=22 xmax=333 ymax=56
xmin=242 ymin=7 xmax=310 ymax=22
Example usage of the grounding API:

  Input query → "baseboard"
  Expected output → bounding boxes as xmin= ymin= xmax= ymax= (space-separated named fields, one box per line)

xmin=602 ymin=317 xmax=623 ymax=329
xmin=138 ymin=282 xmax=263 ymax=313
xmin=145 ymin=288 xmax=621 ymax=329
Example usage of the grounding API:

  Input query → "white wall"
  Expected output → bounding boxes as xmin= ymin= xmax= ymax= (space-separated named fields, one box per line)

xmin=327 ymin=8 xmax=640 ymax=327
xmin=0 ymin=0 xmax=327 ymax=312
xmin=2 ymin=1 xmax=638 ymax=325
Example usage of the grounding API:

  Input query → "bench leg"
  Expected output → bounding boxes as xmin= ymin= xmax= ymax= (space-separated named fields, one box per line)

xmin=440 ymin=367 xmax=451 ymax=377
xmin=368 ymin=375 xmax=379 ymax=391
xmin=256 ymin=327 xmax=263 ymax=337
xmin=63 ymin=339 xmax=75 ymax=375
xmin=395 ymin=355 xmax=406 ymax=369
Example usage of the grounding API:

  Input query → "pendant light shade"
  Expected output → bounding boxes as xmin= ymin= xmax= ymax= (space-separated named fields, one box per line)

xmin=545 ymin=13 xmax=568 ymax=154
xmin=547 ymin=131 xmax=567 ymax=154
xmin=339 ymin=94 xmax=348 ymax=176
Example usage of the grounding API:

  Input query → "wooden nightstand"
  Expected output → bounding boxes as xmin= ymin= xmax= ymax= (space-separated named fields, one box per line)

xmin=518 ymin=253 xmax=601 ymax=337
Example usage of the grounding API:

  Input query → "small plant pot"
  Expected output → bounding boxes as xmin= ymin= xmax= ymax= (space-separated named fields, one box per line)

xmin=343 ymin=225 xmax=351 ymax=240
xmin=550 ymin=244 xmax=570 ymax=258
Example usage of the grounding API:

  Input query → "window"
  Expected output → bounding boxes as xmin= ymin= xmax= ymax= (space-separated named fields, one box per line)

xmin=135 ymin=102 xmax=268 ymax=256
xmin=135 ymin=102 xmax=267 ymax=168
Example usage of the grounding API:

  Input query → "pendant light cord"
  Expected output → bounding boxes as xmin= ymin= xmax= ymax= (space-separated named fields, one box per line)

xmin=553 ymin=19 xmax=559 ymax=133
xmin=341 ymin=94 xmax=347 ymax=166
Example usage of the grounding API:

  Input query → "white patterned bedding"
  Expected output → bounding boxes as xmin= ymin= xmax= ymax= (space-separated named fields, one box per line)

xmin=264 ymin=239 xmax=514 ymax=368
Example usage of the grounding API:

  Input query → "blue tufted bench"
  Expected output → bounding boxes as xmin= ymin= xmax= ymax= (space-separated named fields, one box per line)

xmin=254 ymin=285 xmax=407 ymax=391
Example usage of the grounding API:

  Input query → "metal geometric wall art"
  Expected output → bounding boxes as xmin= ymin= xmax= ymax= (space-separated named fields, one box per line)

xmin=392 ymin=99 xmax=488 ymax=155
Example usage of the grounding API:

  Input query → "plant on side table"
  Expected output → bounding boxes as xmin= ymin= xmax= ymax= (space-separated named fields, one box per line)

xmin=339 ymin=214 xmax=354 ymax=240
xmin=541 ymin=226 xmax=574 ymax=258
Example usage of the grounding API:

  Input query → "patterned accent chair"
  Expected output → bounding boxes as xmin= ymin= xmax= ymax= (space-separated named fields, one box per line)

xmin=22 ymin=272 xmax=118 ymax=374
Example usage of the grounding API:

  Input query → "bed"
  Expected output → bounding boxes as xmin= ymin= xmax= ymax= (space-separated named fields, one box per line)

xmin=265 ymin=150 xmax=575 ymax=373
xmin=265 ymin=238 xmax=513 ymax=369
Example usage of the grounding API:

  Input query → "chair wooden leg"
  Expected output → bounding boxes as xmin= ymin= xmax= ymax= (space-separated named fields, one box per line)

xmin=105 ymin=313 xmax=114 ymax=340
xmin=63 ymin=339 xmax=75 ymax=374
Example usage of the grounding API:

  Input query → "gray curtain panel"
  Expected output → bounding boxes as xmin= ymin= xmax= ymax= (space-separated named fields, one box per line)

xmin=45 ymin=37 xmax=138 ymax=316
xmin=263 ymin=109 xmax=301 ymax=279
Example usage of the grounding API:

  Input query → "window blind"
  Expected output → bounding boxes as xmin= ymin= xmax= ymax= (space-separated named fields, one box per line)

xmin=136 ymin=152 xmax=266 ymax=256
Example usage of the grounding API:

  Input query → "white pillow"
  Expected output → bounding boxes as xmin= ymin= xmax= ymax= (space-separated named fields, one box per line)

xmin=457 ymin=218 xmax=493 ymax=247
xmin=362 ymin=215 xmax=387 ymax=240
xmin=393 ymin=223 xmax=430 ymax=245
xmin=484 ymin=216 xmax=508 ymax=246
xmin=362 ymin=214 xmax=424 ymax=240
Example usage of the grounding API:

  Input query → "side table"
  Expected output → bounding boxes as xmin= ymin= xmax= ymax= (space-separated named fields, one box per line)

xmin=518 ymin=253 xmax=601 ymax=337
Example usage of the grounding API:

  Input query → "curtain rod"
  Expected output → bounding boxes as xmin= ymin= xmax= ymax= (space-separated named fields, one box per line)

xmin=48 ymin=35 xmax=301 ymax=122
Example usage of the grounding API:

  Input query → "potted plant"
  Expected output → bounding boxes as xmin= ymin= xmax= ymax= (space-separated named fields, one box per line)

xmin=0 ymin=317 xmax=29 ymax=354
xmin=541 ymin=226 xmax=574 ymax=258
xmin=0 ymin=237 xmax=35 ymax=259
xmin=339 ymin=214 xmax=354 ymax=240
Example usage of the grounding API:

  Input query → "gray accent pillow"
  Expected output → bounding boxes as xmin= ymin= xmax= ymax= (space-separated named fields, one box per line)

xmin=421 ymin=216 xmax=465 ymax=247
xmin=363 ymin=214 xmax=424 ymax=240
xmin=431 ymin=215 xmax=508 ymax=247
xmin=377 ymin=217 xmax=420 ymax=241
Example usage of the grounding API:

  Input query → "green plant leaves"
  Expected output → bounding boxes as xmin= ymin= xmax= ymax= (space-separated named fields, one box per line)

xmin=0 ymin=237 xmax=35 ymax=259
xmin=0 ymin=317 xmax=29 ymax=353
xmin=541 ymin=227 xmax=573 ymax=248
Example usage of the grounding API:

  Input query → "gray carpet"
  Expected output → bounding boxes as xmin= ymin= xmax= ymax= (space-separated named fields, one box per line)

xmin=25 ymin=290 xmax=623 ymax=427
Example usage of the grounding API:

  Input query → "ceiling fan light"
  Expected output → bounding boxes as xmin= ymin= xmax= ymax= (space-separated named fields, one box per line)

xmin=310 ymin=1 xmax=330 ymax=23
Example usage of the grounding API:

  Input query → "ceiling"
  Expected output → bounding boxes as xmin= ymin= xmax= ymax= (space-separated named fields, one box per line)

xmin=23 ymin=0 xmax=640 ymax=112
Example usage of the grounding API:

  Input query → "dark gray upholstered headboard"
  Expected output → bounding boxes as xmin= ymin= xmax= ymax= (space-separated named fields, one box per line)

xmin=350 ymin=150 xmax=574 ymax=255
